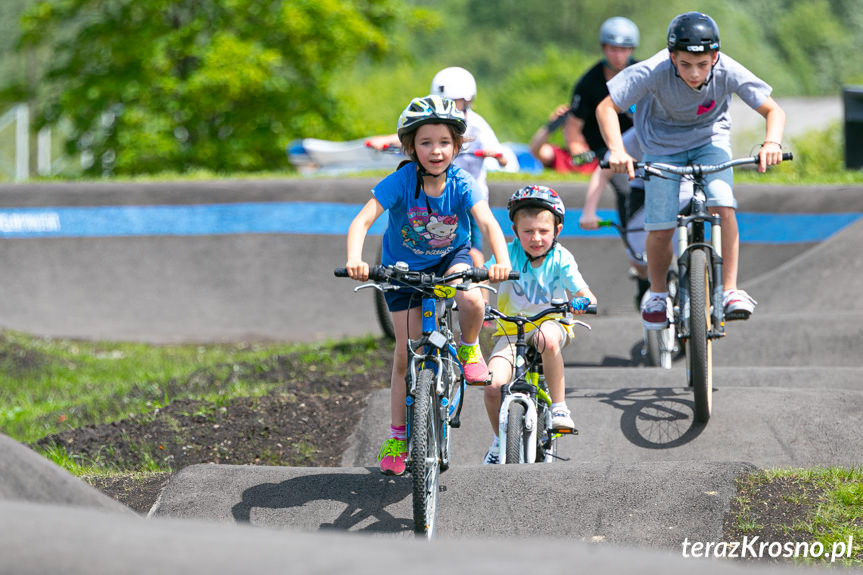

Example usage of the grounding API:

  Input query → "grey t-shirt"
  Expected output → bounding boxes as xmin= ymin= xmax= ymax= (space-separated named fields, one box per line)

xmin=607 ymin=49 xmax=772 ymax=155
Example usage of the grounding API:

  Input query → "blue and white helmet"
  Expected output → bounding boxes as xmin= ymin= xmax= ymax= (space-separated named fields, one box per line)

xmin=507 ymin=185 xmax=565 ymax=224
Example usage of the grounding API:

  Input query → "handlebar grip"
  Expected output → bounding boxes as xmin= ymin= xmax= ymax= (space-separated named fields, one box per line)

xmin=782 ymin=152 xmax=794 ymax=161
xmin=467 ymin=268 xmax=520 ymax=282
xmin=334 ymin=266 xmax=388 ymax=280
xmin=599 ymin=159 xmax=609 ymax=169
xmin=571 ymin=297 xmax=597 ymax=315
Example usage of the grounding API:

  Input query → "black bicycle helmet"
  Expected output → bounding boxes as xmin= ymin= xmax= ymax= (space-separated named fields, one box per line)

xmin=666 ymin=12 xmax=720 ymax=53
xmin=507 ymin=185 xmax=565 ymax=225
xmin=396 ymin=95 xmax=467 ymax=140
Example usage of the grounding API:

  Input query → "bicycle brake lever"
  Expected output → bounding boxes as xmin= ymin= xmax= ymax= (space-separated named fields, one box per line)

xmin=353 ymin=283 xmax=384 ymax=293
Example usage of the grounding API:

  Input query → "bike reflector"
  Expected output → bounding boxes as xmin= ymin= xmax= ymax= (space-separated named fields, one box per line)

xmin=433 ymin=285 xmax=457 ymax=299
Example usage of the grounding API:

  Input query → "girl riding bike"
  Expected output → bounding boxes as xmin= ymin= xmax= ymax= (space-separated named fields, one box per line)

xmin=345 ymin=94 xmax=511 ymax=475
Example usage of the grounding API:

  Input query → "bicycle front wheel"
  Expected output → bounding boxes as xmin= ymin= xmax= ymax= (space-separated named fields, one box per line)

xmin=409 ymin=368 xmax=440 ymax=537
xmin=505 ymin=402 xmax=527 ymax=464
xmin=686 ymin=248 xmax=713 ymax=423
xmin=374 ymin=243 xmax=395 ymax=340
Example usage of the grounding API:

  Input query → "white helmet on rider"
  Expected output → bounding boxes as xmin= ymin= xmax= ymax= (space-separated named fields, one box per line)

xmin=430 ymin=67 xmax=477 ymax=103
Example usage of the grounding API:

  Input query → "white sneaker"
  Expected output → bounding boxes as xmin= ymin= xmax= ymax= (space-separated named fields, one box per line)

xmin=641 ymin=294 xmax=671 ymax=330
xmin=483 ymin=447 xmax=500 ymax=465
xmin=551 ymin=407 xmax=575 ymax=430
xmin=723 ymin=289 xmax=757 ymax=320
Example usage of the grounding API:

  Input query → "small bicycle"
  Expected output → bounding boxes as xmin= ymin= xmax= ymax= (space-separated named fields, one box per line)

xmin=484 ymin=297 xmax=596 ymax=464
xmin=335 ymin=263 xmax=511 ymax=538
xmin=604 ymin=152 xmax=793 ymax=423
xmin=596 ymin=219 xmax=679 ymax=369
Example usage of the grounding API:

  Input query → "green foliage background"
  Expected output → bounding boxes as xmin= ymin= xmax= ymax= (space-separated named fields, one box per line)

xmin=1 ymin=0 xmax=862 ymax=176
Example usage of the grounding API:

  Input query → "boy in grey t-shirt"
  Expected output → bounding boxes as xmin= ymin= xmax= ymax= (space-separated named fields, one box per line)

xmin=596 ymin=11 xmax=786 ymax=328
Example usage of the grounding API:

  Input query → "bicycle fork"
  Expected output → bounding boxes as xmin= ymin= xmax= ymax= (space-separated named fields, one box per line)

xmin=676 ymin=218 xmax=726 ymax=341
xmin=498 ymin=393 xmax=537 ymax=464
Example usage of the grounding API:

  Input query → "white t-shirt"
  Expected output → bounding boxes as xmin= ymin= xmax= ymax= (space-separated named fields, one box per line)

xmin=607 ymin=49 xmax=772 ymax=156
xmin=455 ymin=109 xmax=503 ymax=199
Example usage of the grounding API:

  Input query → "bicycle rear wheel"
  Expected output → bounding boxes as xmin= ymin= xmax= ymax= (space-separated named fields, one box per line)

xmin=686 ymin=248 xmax=713 ymax=423
xmin=504 ymin=402 xmax=527 ymax=464
xmin=409 ymin=368 xmax=440 ymax=537
xmin=374 ymin=243 xmax=395 ymax=340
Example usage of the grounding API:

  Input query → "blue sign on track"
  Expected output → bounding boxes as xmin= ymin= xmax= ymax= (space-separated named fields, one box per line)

xmin=0 ymin=202 xmax=858 ymax=244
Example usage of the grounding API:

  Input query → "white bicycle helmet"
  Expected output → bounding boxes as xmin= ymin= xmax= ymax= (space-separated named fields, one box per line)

xmin=430 ymin=67 xmax=477 ymax=102
xmin=599 ymin=17 xmax=639 ymax=48
xmin=396 ymin=94 xmax=467 ymax=139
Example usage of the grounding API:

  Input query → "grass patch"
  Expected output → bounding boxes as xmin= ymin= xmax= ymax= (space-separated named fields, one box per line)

xmin=0 ymin=329 xmax=387 ymax=445
xmin=726 ymin=467 xmax=863 ymax=567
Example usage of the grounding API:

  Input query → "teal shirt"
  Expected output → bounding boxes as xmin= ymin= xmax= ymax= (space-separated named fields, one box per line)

xmin=486 ymin=238 xmax=589 ymax=336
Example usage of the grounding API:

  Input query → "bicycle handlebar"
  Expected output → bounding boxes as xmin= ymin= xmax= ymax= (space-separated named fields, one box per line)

xmin=334 ymin=265 xmax=519 ymax=284
xmin=486 ymin=298 xmax=597 ymax=324
xmin=599 ymin=152 xmax=793 ymax=172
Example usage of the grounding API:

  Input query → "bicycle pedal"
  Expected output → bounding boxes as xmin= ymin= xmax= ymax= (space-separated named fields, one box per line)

xmin=465 ymin=372 xmax=493 ymax=386
xmin=725 ymin=310 xmax=750 ymax=321
xmin=552 ymin=427 xmax=578 ymax=435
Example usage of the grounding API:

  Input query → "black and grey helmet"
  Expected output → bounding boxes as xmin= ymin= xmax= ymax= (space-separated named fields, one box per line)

xmin=667 ymin=12 xmax=720 ymax=53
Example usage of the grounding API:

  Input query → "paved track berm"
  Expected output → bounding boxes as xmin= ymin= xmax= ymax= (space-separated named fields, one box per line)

xmin=0 ymin=179 xmax=861 ymax=573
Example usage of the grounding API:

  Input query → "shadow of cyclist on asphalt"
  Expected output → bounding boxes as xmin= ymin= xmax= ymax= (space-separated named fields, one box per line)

xmin=231 ymin=471 xmax=412 ymax=533
xmin=586 ymin=387 xmax=705 ymax=448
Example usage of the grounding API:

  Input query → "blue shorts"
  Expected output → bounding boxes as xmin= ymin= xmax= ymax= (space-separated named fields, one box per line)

xmin=383 ymin=244 xmax=474 ymax=312
xmin=643 ymin=142 xmax=735 ymax=231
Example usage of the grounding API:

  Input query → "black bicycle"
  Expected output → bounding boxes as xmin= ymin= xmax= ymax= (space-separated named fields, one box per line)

xmin=596 ymin=219 xmax=679 ymax=369
xmin=335 ymin=263 xmax=512 ymax=537
xmin=484 ymin=298 xmax=596 ymax=463
xmin=603 ymin=152 xmax=792 ymax=423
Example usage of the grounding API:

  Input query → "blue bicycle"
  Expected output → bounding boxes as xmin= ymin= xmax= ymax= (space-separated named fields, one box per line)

xmin=336 ymin=263 xmax=512 ymax=538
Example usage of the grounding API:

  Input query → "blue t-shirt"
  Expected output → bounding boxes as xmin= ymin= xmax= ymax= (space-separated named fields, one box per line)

xmin=373 ymin=162 xmax=483 ymax=269
xmin=486 ymin=238 xmax=589 ymax=336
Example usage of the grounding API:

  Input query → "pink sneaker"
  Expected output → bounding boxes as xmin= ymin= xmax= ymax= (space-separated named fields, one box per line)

xmin=378 ymin=438 xmax=407 ymax=476
xmin=458 ymin=343 xmax=489 ymax=384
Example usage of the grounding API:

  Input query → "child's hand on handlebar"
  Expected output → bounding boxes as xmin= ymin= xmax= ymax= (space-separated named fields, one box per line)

xmin=758 ymin=141 xmax=783 ymax=173
xmin=486 ymin=263 xmax=512 ymax=283
xmin=579 ymin=209 xmax=600 ymax=230
xmin=345 ymin=259 xmax=369 ymax=281
xmin=606 ymin=148 xmax=636 ymax=180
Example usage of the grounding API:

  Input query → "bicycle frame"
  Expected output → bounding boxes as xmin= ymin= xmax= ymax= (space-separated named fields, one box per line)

xmin=486 ymin=300 xmax=593 ymax=464
xmin=404 ymin=289 xmax=464 ymax=458
xmin=674 ymin=182 xmax=725 ymax=341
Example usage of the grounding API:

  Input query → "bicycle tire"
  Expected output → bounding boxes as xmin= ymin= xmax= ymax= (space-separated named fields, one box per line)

xmin=505 ymin=402 xmax=527 ymax=464
xmin=374 ymin=243 xmax=395 ymax=340
xmin=687 ymin=248 xmax=713 ymax=423
xmin=409 ymin=368 xmax=440 ymax=537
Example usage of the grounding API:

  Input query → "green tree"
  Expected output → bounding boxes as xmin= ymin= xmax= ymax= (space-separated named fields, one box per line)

xmin=17 ymin=0 xmax=424 ymax=175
